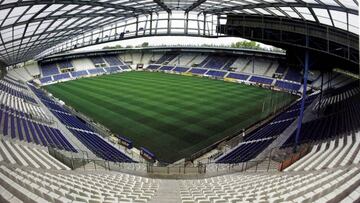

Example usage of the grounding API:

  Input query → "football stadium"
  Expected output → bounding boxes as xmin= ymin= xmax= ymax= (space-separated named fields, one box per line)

xmin=0 ymin=0 xmax=359 ymax=202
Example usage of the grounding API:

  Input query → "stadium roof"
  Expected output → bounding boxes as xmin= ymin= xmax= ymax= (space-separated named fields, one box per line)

xmin=0 ymin=0 xmax=358 ymax=66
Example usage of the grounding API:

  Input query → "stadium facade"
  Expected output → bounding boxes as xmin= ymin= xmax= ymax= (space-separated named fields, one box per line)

xmin=0 ymin=0 xmax=359 ymax=202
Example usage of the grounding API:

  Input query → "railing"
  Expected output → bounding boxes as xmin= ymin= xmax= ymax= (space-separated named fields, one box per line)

xmin=278 ymin=146 xmax=310 ymax=171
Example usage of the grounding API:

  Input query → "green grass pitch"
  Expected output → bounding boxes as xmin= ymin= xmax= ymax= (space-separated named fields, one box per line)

xmin=45 ymin=71 xmax=296 ymax=163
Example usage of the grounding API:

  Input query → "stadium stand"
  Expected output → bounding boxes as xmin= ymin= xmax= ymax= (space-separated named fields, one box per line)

xmin=0 ymin=0 xmax=358 ymax=200
xmin=159 ymin=66 xmax=175 ymax=71
xmin=147 ymin=65 xmax=161 ymax=70
xmin=103 ymin=56 xmax=124 ymax=66
xmin=0 ymin=165 xmax=159 ymax=203
xmin=173 ymin=67 xmax=189 ymax=73
xmin=190 ymin=68 xmax=208 ymax=75
xmin=90 ymin=57 xmax=106 ymax=66
xmin=30 ymin=86 xmax=133 ymax=163
xmin=104 ymin=66 xmax=121 ymax=73
xmin=88 ymin=68 xmax=105 ymax=75
xmin=40 ymin=63 xmax=60 ymax=77
xmin=217 ymin=95 xmax=317 ymax=163
xmin=180 ymin=165 xmax=360 ymax=203
xmin=226 ymin=72 xmax=250 ymax=81
xmin=70 ymin=70 xmax=88 ymax=78
xmin=285 ymin=133 xmax=360 ymax=171
xmin=284 ymin=68 xmax=302 ymax=82
xmin=53 ymin=73 xmax=71 ymax=82
xmin=57 ymin=61 xmax=73 ymax=69
xmin=206 ymin=70 xmax=227 ymax=77
xmin=155 ymin=53 xmax=178 ymax=64
xmin=275 ymin=80 xmax=302 ymax=91
xmin=0 ymin=140 xmax=70 ymax=170
xmin=249 ymin=76 xmax=273 ymax=85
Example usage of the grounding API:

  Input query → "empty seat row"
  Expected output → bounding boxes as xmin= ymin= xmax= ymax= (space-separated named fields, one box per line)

xmin=0 ymin=80 xmax=37 ymax=104
xmin=0 ymin=140 xmax=70 ymax=170
xmin=69 ymin=129 xmax=133 ymax=163
xmin=217 ymin=95 xmax=317 ymax=164
xmin=180 ymin=166 xmax=360 ymax=203
xmin=0 ymin=107 xmax=76 ymax=152
xmin=0 ymin=165 xmax=159 ymax=203
xmin=285 ymin=133 xmax=360 ymax=171
xmin=30 ymin=86 xmax=132 ymax=163
xmin=0 ymin=93 xmax=49 ymax=121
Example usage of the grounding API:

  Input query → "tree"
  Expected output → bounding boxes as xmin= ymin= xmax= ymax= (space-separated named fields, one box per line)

xmin=141 ymin=42 xmax=149 ymax=47
xmin=231 ymin=41 xmax=260 ymax=49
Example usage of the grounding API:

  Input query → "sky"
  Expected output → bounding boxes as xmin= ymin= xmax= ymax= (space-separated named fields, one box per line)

xmin=75 ymin=36 xmax=275 ymax=52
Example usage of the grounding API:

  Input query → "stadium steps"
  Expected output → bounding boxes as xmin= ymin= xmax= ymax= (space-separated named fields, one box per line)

xmin=74 ymin=162 xmax=107 ymax=171
xmin=149 ymin=180 xmax=180 ymax=203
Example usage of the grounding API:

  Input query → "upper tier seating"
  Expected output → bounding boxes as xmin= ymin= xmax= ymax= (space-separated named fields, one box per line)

xmin=222 ymin=57 xmax=237 ymax=70
xmin=40 ymin=63 xmax=60 ymax=77
xmin=283 ymin=94 xmax=360 ymax=147
xmin=57 ymin=60 xmax=73 ymax=69
xmin=103 ymin=56 xmax=124 ymax=66
xmin=203 ymin=56 xmax=230 ymax=69
xmin=90 ymin=57 xmax=106 ymax=66
xmin=275 ymin=63 xmax=287 ymax=75
xmin=284 ymin=68 xmax=302 ymax=82
xmin=155 ymin=53 xmax=178 ymax=64
xmin=315 ymin=83 xmax=360 ymax=110
xmin=198 ymin=56 xmax=211 ymax=67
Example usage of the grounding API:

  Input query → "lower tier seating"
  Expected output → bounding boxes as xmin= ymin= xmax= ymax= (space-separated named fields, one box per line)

xmin=285 ymin=133 xmax=360 ymax=171
xmin=69 ymin=129 xmax=133 ymax=163
xmin=180 ymin=165 xmax=360 ymax=203
xmin=30 ymin=86 xmax=133 ymax=163
xmin=0 ymin=165 xmax=159 ymax=203
xmin=0 ymin=140 xmax=70 ymax=170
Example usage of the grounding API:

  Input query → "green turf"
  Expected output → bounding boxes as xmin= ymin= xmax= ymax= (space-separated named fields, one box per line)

xmin=45 ymin=71 xmax=296 ymax=163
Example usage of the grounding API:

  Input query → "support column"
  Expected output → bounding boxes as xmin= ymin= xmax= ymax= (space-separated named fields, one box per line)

xmin=294 ymin=37 xmax=310 ymax=151
xmin=317 ymin=72 xmax=324 ymax=117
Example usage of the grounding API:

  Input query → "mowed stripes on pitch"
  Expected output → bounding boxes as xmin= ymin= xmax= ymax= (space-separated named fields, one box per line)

xmin=45 ymin=72 xmax=295 ymax=162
